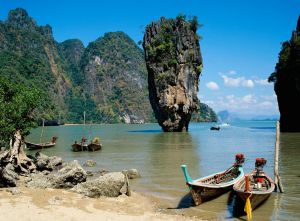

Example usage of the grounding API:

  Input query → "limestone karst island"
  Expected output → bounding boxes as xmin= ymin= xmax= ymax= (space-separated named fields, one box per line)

xmin=0 ymin=2 xmax=299 ymax=221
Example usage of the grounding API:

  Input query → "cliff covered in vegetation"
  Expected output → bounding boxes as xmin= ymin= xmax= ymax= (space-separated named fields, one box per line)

xmin=269 ymin=16 xmax=300 ymax=132
xmin=0 ymin=9 xmax=215 ymax=124
xmin=143 ymin=16 xmax=202 ymax=131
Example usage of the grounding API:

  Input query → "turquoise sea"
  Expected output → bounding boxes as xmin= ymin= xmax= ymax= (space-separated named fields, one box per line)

xmin=26 ymin=121 xmax=300 ymax=220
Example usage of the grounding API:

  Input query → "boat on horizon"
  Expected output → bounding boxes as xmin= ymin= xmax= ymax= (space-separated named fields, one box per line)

xmin=181 ymin=153 xmax=245 ymax=205
xmin=219 ymin=123 xmax=230 ymax=127
xmin=210 ymin=126 xmax=220 ymax=130
xmin=233 ymin=158 xmax=275 ymax=218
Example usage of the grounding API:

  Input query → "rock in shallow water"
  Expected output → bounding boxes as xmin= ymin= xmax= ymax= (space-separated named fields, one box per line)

xmin=143 ymin=16 xmax=202 ymax=132
xmin=26 ymin=160 xmax=86 ymax=189
xmin=52 ymin=160 xmax=87 ymax=188
xmin=35 ymin=152 xmax=63 ymax=171
xmin=83 ymin=159 xmax=96 ymax=167
xmin=71 ymin=172 xmax=126 ymax=197
xmin=122 ymin=169 xmax=141 ymax=179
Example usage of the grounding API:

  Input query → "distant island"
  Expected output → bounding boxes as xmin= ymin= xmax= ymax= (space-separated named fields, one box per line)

xmin=0 ymin=8 xmax=216 ymax=125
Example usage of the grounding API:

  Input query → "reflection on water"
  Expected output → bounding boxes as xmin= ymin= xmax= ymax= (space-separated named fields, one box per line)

xmin=134 ymin=132 xmax=200 ymax=200
xmin=25 ymin=122 xmax=300 ymax=220
xmin=273 ymin=133 xmax=300 ymax=221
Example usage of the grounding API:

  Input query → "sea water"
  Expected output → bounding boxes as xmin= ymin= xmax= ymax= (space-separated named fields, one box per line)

xmin=26 ymin=121 xmax=300 ymax=220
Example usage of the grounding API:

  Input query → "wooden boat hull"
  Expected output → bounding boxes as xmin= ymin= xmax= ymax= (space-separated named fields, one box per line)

xmin=236 ymin=191 xmax=271 ymax=210
xmin=25 ymin=142 xmax=56 ymax=150
xmin=188 ymin=184 xmax=231 ymax=205
xmin=233 ymin=172 xmax=275 ymax=211
xmin=87 ymin=143 xmax=102 ymax=151
xmin=182 ymin=165 xmax=244 ymax=205
xmin=71 ymin=143 xmax=88 ymax=152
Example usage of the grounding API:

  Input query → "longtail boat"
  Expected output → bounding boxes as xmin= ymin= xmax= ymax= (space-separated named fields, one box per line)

xmin=181 ymin=154 xmax=245 ymax=205
xmin=233 ymin=158 xmax=275 ymax=219
xmin=72 ymin=137 xmax=88 ymax=152
xmin=87 ymin=137 xmax=102 ymax=151
xmin=71 ymin=112 xmax=102 ymax=152
xmin=25 ymin=136 xmax=58 ymax=150
xmin=72 ymin=111 xmax=88 ymax=152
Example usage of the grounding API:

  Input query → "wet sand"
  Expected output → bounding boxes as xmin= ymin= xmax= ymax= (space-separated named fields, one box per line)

xmin=0 ymin=187 xmax=200 ymax=221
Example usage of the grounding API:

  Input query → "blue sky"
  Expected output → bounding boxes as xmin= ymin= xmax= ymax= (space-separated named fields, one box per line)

xmin=1 ymin=0 xmax=299 ymax=117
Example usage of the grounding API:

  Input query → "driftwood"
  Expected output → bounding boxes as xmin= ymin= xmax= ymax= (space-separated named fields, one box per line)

xmin=274 ymin=121 xmax=284 ymax=193
xmin=0 ymin=130 xmax=36 ymax=186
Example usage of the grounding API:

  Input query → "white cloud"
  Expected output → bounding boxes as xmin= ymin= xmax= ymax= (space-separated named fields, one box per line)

xmin=242 ymin=94 xmax=257 ymax=104
xmin=242 ymin=79 xmax=255 ymax=88
xmin=202 ymin=100 xmax=215 ymax=106
xmin=260 ymin=94 xmax=277 ymax=101
xmin=206 ymin=81 xmax=219 ymax=90
xmin=221 ymin=75 xmax=254 ymax=88
xmin=258 ymin=101 xmax=273 ymax=108
xmin=210 ymin=94 xmax=279 ymax=115
xmin=228 ymin=70 xmax=237 ymax=75
xmin=255 ymin=79 xmax=271 ymax=86
xmin=218 ymin=70 xmax=237 ymax=75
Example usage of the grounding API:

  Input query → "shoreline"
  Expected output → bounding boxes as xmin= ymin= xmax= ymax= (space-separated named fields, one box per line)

xmin=0 ymin=186 xmax=200 ymax=221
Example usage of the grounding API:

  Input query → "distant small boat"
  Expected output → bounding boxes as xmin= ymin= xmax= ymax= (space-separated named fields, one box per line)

xmin=87 ymin=142 xmax=101 ymax=151
xmin=71 ymin=112 xmax=102 ymax=152
xmin=233 ymin=158 xmax=275 ymax=217
xmin=181 ymin=154 xmax=245 ymax=205
xmin=210 ymin=126 xmax=220 ymax=130
xmin=72 ymin=137 xmax=102 ymax=152
xmin=25 ymin=136 xmax=58 ymax=150
xmin=219 ymin=123 xmax=230 ymax=127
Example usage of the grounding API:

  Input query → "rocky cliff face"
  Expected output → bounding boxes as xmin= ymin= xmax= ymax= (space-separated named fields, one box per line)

xmin=0 ymin=8 xmax=71 ymax=117
xmin=143 ymin=16 xmax=202 ymax=131
xmin=269 ymin=16 xmax=300 ymax=132
xmin=192 ymin=103 xmax=218 ymax=122
xmin=0 ymin=9 xmax=154 ymax=124
xmin=0 ymin=9 xmax=216 ymax=124
xmin=80 ymin=32 xmax=153 ymax=123
xmin=59 ymin=39 xmax=85 ymax=85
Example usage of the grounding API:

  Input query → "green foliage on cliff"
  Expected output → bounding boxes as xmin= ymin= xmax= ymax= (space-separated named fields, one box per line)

xmin=0 ymin=9 xmax=213 ymax=126
xmin=0 ymin=8 xmax=67 ymax=122
xmin=144 ymin=15 xmax=201 ymax=67
xmin=191 ymin=103 xmax=218 ymax=122
xmin=268 ymin=18 xmax=300 ymax=84
xmin=268 ymin=16 xmax=300 ymax=132
xmin=0 ymin=77 xmax=47 ymax=146
xmin=79 ymin=32 xmax=154 ymax=123
xmin=59 ymin=39 xmax=85 ymax=85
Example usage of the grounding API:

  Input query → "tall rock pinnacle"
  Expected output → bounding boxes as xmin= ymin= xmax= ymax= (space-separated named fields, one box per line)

xmin=143 ymin=16 xmax=203 ymax=132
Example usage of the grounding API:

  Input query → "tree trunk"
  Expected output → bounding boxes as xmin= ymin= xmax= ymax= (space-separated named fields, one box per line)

xmin=0 ymin=130 xmax=36 ymax=187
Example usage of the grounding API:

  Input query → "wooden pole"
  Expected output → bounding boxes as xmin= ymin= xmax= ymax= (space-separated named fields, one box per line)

xmin=83 ymin=111 xmax=86 ymax=137
xmin=39 ymin=119 xmax=45 ymax=148
xmin=274 ymin=121 xmax=284 ymax=193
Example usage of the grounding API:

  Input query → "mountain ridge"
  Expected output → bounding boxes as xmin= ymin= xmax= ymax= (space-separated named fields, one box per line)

xmin=0 ymin=8 xmax=216 ymax=124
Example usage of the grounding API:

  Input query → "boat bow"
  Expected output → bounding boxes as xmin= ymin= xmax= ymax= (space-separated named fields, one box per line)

xmin=181 ymin=165 xmax=194 ymax=184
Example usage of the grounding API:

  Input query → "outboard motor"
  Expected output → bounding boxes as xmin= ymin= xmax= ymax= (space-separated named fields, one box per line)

xmin=255 ymin=157 xmax=267 ymax=176
xmin=235 ymin=153 xmax=245 ymax=165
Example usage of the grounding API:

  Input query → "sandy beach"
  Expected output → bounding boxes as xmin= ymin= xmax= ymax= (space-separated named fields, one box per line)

xmin=0 ymin=187 xmax=200 ymax=221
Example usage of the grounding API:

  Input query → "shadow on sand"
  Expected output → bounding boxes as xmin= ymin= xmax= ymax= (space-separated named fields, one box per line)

xmin=165 ymin=193 xmax=194 ymax=210
xmin=227 ymin=191 xmax=247 ymax=220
